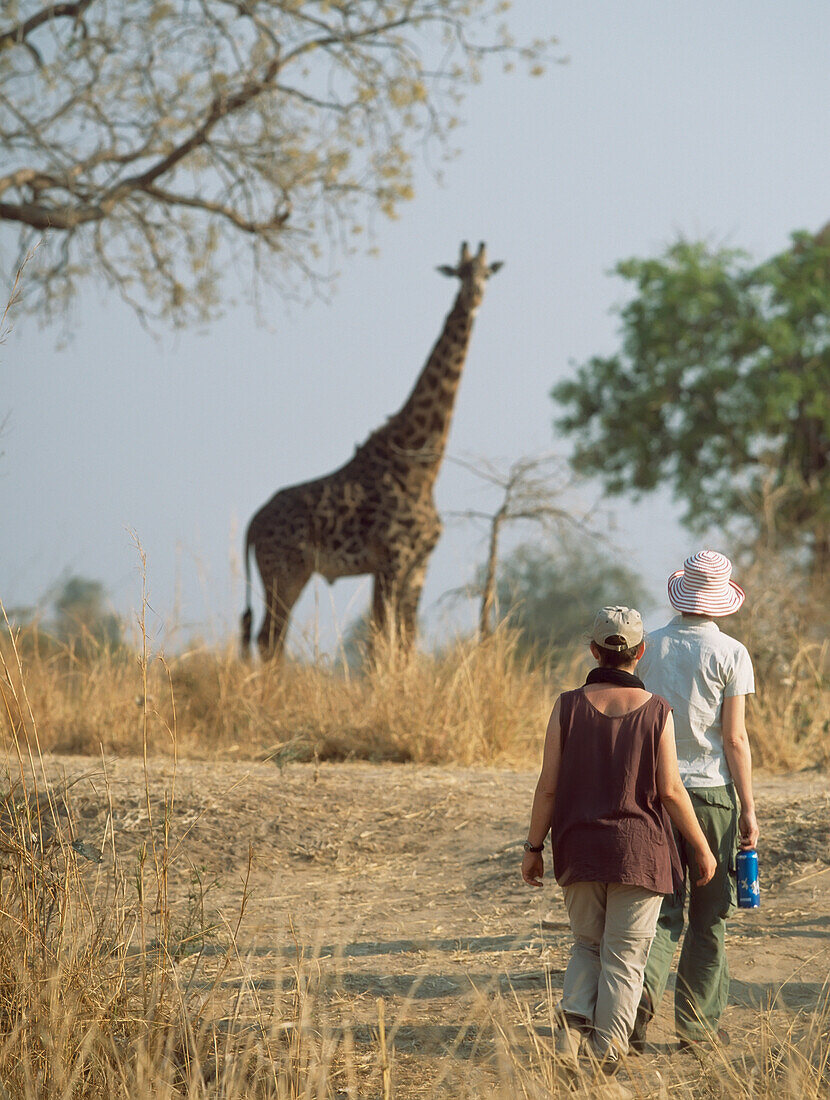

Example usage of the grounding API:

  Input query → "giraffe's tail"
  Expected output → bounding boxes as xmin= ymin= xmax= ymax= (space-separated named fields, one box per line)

xmin=241 ymin=525 xmax=254 ymax=658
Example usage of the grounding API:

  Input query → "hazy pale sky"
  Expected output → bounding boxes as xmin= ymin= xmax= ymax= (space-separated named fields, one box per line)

xmin=4 ymin=3 xmax=830 ymax=653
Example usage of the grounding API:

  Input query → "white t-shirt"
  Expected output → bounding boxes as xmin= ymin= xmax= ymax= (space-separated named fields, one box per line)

xmin=637 ymin=615 xmax=755 ymax=788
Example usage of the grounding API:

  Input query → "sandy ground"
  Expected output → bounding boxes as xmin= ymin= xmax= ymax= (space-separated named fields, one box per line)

xmin=25 ymin=756 xmax=830 ymax=1096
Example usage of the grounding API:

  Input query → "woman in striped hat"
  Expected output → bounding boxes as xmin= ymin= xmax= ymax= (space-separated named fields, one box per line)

xmin=631 ymin=550 xmax=759 ymax=1051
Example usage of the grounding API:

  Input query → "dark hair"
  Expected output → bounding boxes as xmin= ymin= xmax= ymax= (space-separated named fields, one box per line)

xmin=594 ymin=634 xmax=642 ymax=668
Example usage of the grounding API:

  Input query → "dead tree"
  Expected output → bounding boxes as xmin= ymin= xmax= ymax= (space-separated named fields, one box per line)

xmin=449 ymin=453 xmax=594 ymax=638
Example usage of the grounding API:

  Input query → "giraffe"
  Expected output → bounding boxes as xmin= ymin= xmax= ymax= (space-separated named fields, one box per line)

xmin=241 ymin=241 xmax=503 ymax=659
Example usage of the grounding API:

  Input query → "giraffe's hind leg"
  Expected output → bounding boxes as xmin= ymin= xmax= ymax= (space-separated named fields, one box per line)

xmin=257 ymin=561 xmax=312 ymax=661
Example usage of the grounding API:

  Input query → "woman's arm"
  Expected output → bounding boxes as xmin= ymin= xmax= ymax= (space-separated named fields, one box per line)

xmin=722 ymin=694 xmax=759 ymax=849
xmin=656 ymin=712 xmax=717 ymax=886
xmin=521 ymin=697 xmax=562 ymax=888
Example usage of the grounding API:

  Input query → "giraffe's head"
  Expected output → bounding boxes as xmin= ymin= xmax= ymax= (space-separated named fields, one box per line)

xmin=436 ymin=241 xmax=504 ymax=309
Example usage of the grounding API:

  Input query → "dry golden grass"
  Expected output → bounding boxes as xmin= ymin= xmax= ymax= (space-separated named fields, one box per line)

xmin=0 ymin=615 xmax=829 ymax=1097
xmin=2 ymin=617 xmax=827 ymax=773
xmin=747 ymin=640 xmax=830 ymax=773
xmin=2 ymin=623 xmax=571 ymax=766
xmin=729 ymin=552 xmax=830 ymax=772
xmin=0 ymin=770 xmax=826 ymax=1099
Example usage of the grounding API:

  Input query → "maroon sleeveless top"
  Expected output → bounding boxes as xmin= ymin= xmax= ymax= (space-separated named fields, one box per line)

xmin=552 ymin=687 xmax=681 ymax=894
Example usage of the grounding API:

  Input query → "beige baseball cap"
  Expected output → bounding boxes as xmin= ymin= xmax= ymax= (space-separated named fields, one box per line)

xmin=591 ymin=606 xmax=644 ymax=650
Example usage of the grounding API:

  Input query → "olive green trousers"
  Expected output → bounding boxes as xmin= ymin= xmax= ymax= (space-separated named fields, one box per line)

xmin=641 ymin=785 xmax=738 ymax=1041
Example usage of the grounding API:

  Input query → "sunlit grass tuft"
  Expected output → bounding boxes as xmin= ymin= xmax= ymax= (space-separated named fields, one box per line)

xmin=3 ymin=611 xmax=826 ymax=772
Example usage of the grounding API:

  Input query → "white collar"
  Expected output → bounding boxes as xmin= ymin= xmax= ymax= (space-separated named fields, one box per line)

xmin=668 ymin=614 xmax=720 ymax=632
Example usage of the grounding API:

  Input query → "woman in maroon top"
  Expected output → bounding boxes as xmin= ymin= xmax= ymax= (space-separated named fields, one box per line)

xmin=521 ymin=607 xmax=716 ymax=1074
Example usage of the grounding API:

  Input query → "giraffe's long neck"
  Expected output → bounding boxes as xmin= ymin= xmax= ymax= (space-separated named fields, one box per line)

xmin=381 ymin=286 xmax=479 ymax=483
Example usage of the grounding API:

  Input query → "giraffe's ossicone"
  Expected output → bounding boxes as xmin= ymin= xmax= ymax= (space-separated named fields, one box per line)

xmin=241 ymin=241 xmax=503 ymax=660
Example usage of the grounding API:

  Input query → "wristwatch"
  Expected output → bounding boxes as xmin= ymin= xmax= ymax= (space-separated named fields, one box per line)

xmin=523 ymin=840 xmax=544 ymax=853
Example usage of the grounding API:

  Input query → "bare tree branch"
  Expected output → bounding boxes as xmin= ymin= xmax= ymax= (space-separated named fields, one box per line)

xmin=116 ymin=59 xmax=284 ymax=195
xmin=0 ymin=1 xmax=554 ymax=326
xmin=0 ymin=1 xmax=94 ymax=51
xmin=141 ymin=184 xmax=290 ymax=234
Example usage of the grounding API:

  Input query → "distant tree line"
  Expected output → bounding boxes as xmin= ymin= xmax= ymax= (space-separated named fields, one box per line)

xmin=3 ymin=575 xmax=123 ymax=659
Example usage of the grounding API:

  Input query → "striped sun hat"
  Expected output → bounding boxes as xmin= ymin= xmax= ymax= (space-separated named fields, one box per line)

xmin=667 ymin=550 xmax=745 ymax=616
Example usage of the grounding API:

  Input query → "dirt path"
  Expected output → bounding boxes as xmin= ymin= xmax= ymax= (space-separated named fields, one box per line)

xmin=29 ymin=757 xmax=830 ymax=1095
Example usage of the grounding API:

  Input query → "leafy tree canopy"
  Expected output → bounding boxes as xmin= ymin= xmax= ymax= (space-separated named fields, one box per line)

xmin=494 ymin=537 xmax=651 ymax=657
xmin=552 ymin=233 xmax=830 ymax=571
xmin=0 ymin=0 xmax=550 ymax=326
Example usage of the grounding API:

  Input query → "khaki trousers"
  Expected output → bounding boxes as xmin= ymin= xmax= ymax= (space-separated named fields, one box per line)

xmin=561 ymin=882 xmax=664 ymax=1057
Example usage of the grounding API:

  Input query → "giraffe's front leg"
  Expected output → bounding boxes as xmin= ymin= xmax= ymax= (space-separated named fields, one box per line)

xmin=371 ymin=570 xmax=400 ymax=652
xmin=372 ymin=552 xmax=432 ymax=656
xmin=398 ymin=561 xmax=428 ymax=652
xmin=397 ymin=514 xmax=441 ymax=650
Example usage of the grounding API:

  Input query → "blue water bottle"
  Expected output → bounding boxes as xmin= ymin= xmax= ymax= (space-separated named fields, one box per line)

xmin=736 ymin=848 xmax=760 ymax=908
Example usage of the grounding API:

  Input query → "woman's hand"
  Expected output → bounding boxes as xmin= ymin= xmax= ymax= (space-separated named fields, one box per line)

xmin=521 ymin=851 xmax=545 ymax=887
xmin=694 ymin=844 xmax=717 ymax=886
xmin=739 ymin=807 xmax=759 ymax=849
xmin=522 ymin=698 xmax=561 ymax=890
